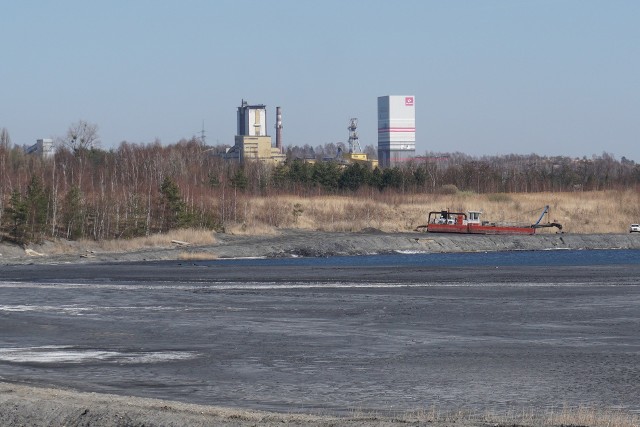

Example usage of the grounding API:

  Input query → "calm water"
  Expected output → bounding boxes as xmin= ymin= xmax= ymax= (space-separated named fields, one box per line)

xmin=0 ymin=249 xmax=639 ymax=414
xmin=211 ymin=248 xmax=640 ymax=268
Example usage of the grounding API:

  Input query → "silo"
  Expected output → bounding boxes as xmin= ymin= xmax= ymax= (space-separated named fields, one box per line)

xmin=377 ymin=95 xmax=416 ymax=168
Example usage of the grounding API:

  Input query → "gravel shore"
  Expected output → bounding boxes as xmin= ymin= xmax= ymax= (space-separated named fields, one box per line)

xmin=2 ymin=229 xmax=640 ymax=265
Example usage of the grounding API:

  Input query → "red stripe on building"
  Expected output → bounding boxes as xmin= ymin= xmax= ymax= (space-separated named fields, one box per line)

xmin=378 ymin=128 xmax=415 ymax=132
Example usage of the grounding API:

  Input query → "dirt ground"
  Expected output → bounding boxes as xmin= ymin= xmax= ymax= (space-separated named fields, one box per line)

xmin=0 ymin=381 xmax=489 ymax=427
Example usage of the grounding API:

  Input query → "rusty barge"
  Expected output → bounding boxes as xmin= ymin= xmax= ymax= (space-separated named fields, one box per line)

xmin=415 ymin=205 xmax=562 ymax=235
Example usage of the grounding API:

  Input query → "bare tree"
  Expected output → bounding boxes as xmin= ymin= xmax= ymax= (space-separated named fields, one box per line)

xmin=0 ymin=127 xmax=11 ymax=150
xmin=62 ymin=120 xmax=100 ymax=152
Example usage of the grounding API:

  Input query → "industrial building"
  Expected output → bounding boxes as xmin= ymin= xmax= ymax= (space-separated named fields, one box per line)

xmin=339 ymin=118 xmax=378 ymax=168
xmin=377 ymin=95 xmax=416 ymax=168
xmin=223 ymin=100 xmax=285 ymax=164
xmin=25 ymin=138 xmax=55 ymax=159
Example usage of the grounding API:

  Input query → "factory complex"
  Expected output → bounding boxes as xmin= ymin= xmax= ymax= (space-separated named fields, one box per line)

xmin=223 ymin=95 xmax=415 ymax=168
xmin=23 ymin=96 xmax=416 ymax=169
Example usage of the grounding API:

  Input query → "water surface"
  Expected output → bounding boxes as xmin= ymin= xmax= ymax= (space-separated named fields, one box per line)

xmin=0 ymin=250 xmax=639 ymax=414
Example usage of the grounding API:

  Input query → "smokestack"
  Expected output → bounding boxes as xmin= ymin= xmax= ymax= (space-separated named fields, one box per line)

xmin=275 ymin=106 xmax=283 ymax=153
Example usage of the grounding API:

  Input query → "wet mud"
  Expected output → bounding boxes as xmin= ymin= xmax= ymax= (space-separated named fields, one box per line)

xmin=1 ymin=260 xmax=639 ymax=416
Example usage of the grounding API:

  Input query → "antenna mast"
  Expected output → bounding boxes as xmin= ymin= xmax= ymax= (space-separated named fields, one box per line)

xmin=200 ymin=120 xmax=206 ymax=146
xmin=347 ymin=118 xmax=361 ymax=153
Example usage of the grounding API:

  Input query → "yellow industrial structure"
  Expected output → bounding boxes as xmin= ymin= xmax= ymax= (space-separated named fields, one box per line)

xmin=341 ymin=151 xmax=378 ymax=169
xmin=223 ymin=103 xmax=377 ymax=168
xmin=341 ymin=118 xmax=378 ymax=169
xmin=223 ymin=100 xmax=285 ymax=164
xmin=233 ymin=135 xmax=285 ymax=164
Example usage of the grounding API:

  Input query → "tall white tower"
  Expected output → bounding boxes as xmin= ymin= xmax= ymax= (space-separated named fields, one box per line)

xmin=377 ymin=95 xmax=416 ymax=168
xmin=237 ymin=100 xmax=267 ymax=137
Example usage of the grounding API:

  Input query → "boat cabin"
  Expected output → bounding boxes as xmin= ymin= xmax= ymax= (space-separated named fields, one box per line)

xmin=468 ymin=211 xmax=482 ymax=224
xmin=432 ymin=210 xmax=467 ymax=225
xmin=429 ymin=210 xmax=485 ymax=226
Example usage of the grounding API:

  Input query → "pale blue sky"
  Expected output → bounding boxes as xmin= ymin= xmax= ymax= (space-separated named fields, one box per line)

xmin=2 ymin=1 xmax=639 ymax=161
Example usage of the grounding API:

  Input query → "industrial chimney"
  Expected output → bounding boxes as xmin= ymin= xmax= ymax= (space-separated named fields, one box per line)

xmin=275 ymin=106 xmax=283 ymax=153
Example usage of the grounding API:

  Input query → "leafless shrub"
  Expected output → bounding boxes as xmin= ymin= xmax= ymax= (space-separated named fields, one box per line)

xmin=438 ymin=184 xmax=459 ymax=195
xmin=487 ymin=192 xmax=512 ymax=203
xmin=253 ymin=198 xmax=290 ymax=227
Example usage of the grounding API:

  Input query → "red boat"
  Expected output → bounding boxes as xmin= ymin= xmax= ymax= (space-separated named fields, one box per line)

xmin=415 ymin=206 xmax=562 ymax=235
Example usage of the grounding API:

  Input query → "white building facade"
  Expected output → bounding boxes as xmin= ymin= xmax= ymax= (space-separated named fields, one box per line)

xmin=237 ymin=100 xmax=267 ymax=137
xmin=377 ymin=95 xmax=416 ymax=168
xmin=25 ymin=138 xmax=55 ymax=159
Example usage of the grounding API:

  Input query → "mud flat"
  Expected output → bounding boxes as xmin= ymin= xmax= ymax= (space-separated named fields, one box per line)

xmin=2 ymin=229 xmax=640 ymax=265
xmin=2 ymin=231 xmax=640 ymax=427
xmin=0 ymin=381 xmax=422 ymax=427
xmin=4 ymin=382 xmax=638 ymax=427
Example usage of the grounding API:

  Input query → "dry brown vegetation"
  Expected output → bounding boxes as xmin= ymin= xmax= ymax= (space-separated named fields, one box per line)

xmin=87 ymin=228 xmax=215 ymax=252
xmin=21 ymin=189 xmax=640 ymax=258
xmin=177 ymin=250 xmax=218 ymax=261
xmin=2 ymin=139 xmax=639 ymax=246
xmin=392 ymin=405 xmax=640 ymax=427
xmin=45 ymin=228 xmax=216 ymax=255
xmin=3 ymin=378 xmax=639 ymax=427
xmin=226 ymin=189 xmax=640 ymax=235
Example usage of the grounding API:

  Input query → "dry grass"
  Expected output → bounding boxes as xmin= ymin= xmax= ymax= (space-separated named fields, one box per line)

xmin=92 ymin=228 xmax=216 ymax=252
xmin=177 ymin=251 xmax=218 ymax=261
xmin=394 ymin=405 xmax=640 ymax=427
xmin=540 ymin=405 xmax=640 ymax=427
xmin=232 ymin=190 xmax=640 ymax=234
xmin=4 ymin=379 xmax=638 ymax=427
xmin=224 ymin=222 xmax=281 ymax=236
xmin=35 ymin=190 xmax=640 ymax=255
xmin=44 ymin=228 xmax=216 ymax=255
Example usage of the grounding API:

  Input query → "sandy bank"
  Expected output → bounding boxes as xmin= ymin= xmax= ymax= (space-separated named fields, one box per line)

xmin=0 ymin=381 xmax=377 ymax=426
xmin=0 ymin=381 xmax=488 ymax=427
xmin=2 ymin=229 xmax=640 ymax=265
xmin=2 ymin=381 xmax=638 ymax=427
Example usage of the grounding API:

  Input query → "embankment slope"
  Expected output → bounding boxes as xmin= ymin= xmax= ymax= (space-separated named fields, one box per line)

xmin=2 ymin=230 xmax=640 ymax=264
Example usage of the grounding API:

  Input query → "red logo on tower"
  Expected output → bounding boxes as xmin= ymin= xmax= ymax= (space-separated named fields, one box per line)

xmin=405 ymin=96 xmax=414 ymax=106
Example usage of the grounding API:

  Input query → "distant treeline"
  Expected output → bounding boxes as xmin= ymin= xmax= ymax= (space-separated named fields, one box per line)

xmin=1 ymin=138 xmax=639 ymax=244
